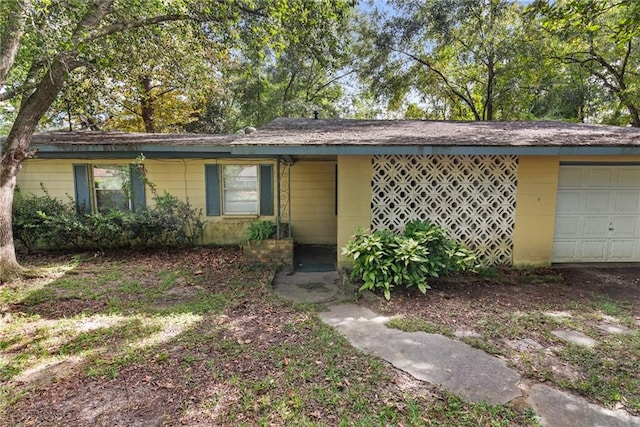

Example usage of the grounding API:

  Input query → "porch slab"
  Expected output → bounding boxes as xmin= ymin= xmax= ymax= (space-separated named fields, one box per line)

xmin=272 ymin=271 xmax=344 ymax=304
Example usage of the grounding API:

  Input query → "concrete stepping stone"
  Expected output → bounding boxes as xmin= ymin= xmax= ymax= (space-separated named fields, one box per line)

xmin=320 ymin=304 xmax=521 ymax=404
xmin=528 ymin=384 xmax=640 ymax=427
xmin=505 ymin=338 xmax=543 ymax=352
xmin=454 ymin=330 xmax=482 ymax=338
xmin=544 ymin=311 xmax=573 ymax=319
xmin=596 ymin=322 xmax=632 ymax=335
xmin=552 ymin=330 xmax=597 ymax=348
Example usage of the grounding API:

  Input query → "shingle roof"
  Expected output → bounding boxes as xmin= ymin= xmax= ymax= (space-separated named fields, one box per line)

xmin=14 ymin=118 xmax=640 ymax=158
xmin=23 ymin=118 xmax=640 ymax=148
xmin=241 ymin=118 xmax=640 ymax=147
xmin=26 ymin=130 xmax=237 ymax=146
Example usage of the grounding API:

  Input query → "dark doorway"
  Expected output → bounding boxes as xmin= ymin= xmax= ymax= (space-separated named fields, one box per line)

xmin=294 ymin=244 xmax=337 ymax=272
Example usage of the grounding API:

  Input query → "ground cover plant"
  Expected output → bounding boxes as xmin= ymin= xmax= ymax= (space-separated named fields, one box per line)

xmin=343 ymin=221 xmax=476 ymax=300
xmin=0 ymin=248 xmax=537 ymax=426
xmin=363 ymin=266 xmax=640 ymax=417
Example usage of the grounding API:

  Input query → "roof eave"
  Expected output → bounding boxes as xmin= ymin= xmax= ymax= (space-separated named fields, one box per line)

xmin=29 ymin=143 xmax=640 ymax=159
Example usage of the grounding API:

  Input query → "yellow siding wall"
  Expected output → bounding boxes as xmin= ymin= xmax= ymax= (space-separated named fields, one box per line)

xmin=512 ymin=157 xmax=560 ymax=266
xmin=17 ymin=158 xmax=277 ymax=245
xmin=20 ymin=154 xmax=640 ymax=260
xmin=289 ymin=161 xmax=337 ymax=244
xmin=18 ymin=159 xmax=76 ymax=200
xmin=337 ymin=155 xmax=372 ymax=267
xmin=513 ymin=155 xmax=640 ymax=265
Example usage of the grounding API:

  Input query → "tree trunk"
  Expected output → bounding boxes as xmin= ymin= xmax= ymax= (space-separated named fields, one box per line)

xmin=0 ymin=160 xmax=24 ymax=282
xmin=625 ymin=103 xmax=640 ymax=127
xmin=485 ymin=59 xmax=495 ymax=121
xmin=140 ymin=76 xmax=156 ymax=133
xmin=0 ymin=58 xmax=71 ymax=282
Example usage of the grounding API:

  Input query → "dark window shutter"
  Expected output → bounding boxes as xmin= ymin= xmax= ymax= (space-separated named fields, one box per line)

xmin=205 ymin=164 xmax=221 ymax=216
xmin=73 ymin=164 xmax=91 ymax=214
xmin=260 ymin=164 xmax=274 ymax=216
xmin=129 ymin=164 xmax=146 ymax=211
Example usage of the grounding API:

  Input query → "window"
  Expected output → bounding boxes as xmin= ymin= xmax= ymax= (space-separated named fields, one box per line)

xmin=73 ymin=163 xmax=146 ymax=214
xmin=205 ymin=164 xmax=273 ymax=217
xmin=93 ymin=166 xmax=130 ymax=212
xmin=223 ymin=165 xmax=258 ymax=215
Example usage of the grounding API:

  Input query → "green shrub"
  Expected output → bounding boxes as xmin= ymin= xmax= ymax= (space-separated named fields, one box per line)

xmin=342 ymin=220 xmax=476 ymax=300
xmin=39 ymin=208 xmax=92 ymax=250
xmin=13 ymin=188 xmax=206 ymax=251
xmin=144 ymin=192 xmax=206 ymax=246
xmin=403 ymin=220 xmax=477 ymax=275
xmin=12 ymin=187 xmax=75 ymax=252
xmin=245 ymin=220 xmax=276 ymax=243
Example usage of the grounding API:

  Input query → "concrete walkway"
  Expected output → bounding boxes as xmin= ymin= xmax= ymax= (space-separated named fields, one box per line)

xmin=320 ymin=304 xmax=521 ymax=404
xmin=271 ymin=273 xmax=640 ymax=427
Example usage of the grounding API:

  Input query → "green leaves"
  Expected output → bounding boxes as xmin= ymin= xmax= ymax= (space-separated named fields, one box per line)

xmin=245 ymin=220 xmax=276 ymax=243
xmin=531 ymin=0 xmax=640 ymax=126
xmin=358 ymin=0 xmax=529 ymax=121
xmin=342 ymin=221 xmax=477 ymax=300
xmin=12 ymin=187 xmax=206 ymax=251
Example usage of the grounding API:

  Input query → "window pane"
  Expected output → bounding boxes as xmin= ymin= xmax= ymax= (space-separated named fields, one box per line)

xmin=223 ymin=165 xmax=258 ymax=214
xmin=95 ymin=190 xmax=129 ymax=212
xmin=93 ymin=166 xmax=129 ymax=212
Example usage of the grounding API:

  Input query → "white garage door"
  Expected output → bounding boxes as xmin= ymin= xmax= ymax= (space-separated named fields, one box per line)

xmin=553 ymin=165 xmax=640 ymax=263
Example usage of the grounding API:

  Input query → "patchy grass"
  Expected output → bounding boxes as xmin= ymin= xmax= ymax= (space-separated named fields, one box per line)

xmin=0 ymin=248 xmax=539 ymax=426
xmin=362 ymin=266 xmax=640 ymax=417
xmin=556 ymin=335 xmax=640 ymax=413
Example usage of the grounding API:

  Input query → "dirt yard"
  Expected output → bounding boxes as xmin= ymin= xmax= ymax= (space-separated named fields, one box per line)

xmin=361 ymin=265 xmax=640 ymax=415
xmin=1 ymin=248 xmax=638 ymax=425
xmin=364 ymin=266 xmax=640 ymax=329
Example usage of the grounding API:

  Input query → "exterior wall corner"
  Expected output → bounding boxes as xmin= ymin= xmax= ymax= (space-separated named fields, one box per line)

xmin=512 ymin=156 xmax=559 ymax=266
xmin=336 ymin=155 xmax=372 ymax=268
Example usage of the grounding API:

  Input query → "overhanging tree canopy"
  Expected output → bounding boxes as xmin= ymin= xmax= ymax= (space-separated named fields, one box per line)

xmin=0 ymin=0 xmax=354 ymax=282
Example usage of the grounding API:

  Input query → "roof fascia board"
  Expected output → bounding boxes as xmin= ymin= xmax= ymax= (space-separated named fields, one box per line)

xmin=229 ymin=145 xmax=640 ymax=156
xmin=31 ymin=143 xmax=640 ymax=158
xmin=32 ymin=152 xmax=243 ymax=159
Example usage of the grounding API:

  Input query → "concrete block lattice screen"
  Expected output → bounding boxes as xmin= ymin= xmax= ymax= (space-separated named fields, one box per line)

xmin=371 ymin=155 xmax=519 ymax=265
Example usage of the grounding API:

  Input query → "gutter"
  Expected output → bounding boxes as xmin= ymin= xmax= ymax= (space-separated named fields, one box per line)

xmin=29 ymin=143 xmax=640 ymax=159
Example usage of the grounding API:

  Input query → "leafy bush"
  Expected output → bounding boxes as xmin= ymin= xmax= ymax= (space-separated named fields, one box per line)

xmin=403 ymin=220 xmax=477 ymax=275
xmin=13 ymin=188 xmax=206 ymax=251
xmin=12 ymin=187 xmax=73 ymax=253
xmin=342 ymin=220 xmax=476 ymax=300
xmin=145 ymin=192 xmax=206 ymax=246
xmin=245 ymin=220 xmax=276 ymax=243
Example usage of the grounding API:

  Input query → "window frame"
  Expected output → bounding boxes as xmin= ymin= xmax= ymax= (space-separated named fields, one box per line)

xmin=221 ymin=164 xmax=259 ymax=216
xmin=92 ymin=165 xmax=131 ymax=213
xmin=73 ymin=163 xmax=146 ymax=214
xmin=205 ymin=163 xmax=274 ymax=218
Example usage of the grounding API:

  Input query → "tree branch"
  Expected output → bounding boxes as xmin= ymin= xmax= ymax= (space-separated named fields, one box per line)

xmin=154 ymin=86 xmax=178 ymax=98
xmin=0 ymin=0 xmax=30 ymax=87
xmin=72 ymin=0 xmax=115 ymax=44
xmin=0 ymin=85 xmax=24 ymax=102
xmin=311 ymin=69 xmax=356 ymax=99
xmin=620 ymin=39 xmax=632 ymax=78
xmin=85 ymin=14 xmax=184 ymax=42
xmin=391 ymin=47 xmax=480 ymax=120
